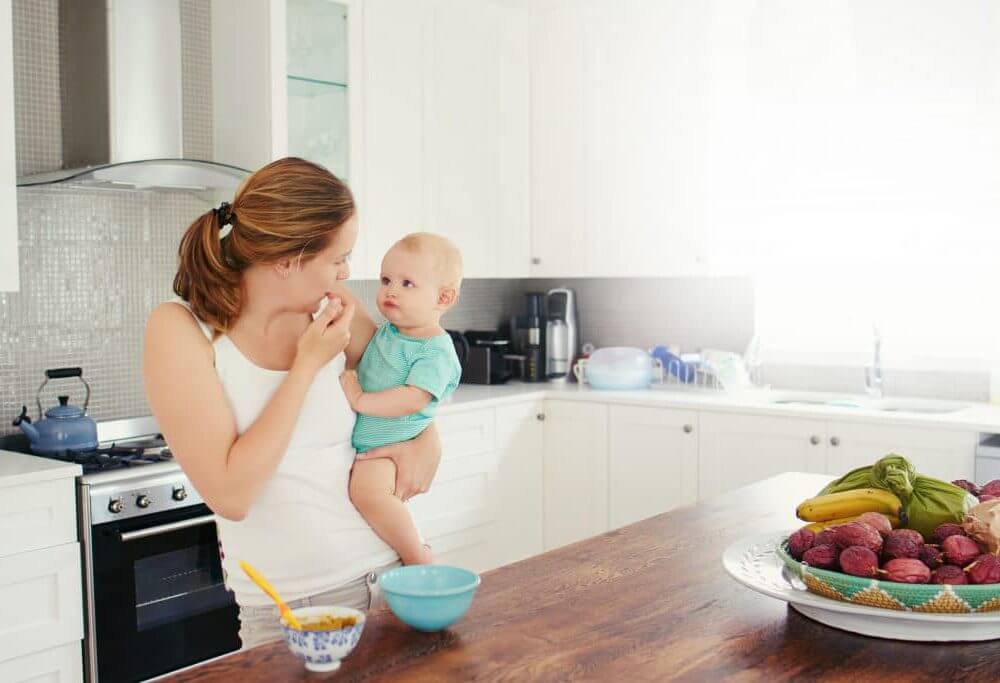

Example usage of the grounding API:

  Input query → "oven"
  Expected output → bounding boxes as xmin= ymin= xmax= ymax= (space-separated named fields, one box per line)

xmin=80 ymin=465 xmax=240 ymax=682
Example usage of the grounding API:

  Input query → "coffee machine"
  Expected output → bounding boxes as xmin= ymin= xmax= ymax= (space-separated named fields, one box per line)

xmin=545 ymin=288 xmax=578 ymax=382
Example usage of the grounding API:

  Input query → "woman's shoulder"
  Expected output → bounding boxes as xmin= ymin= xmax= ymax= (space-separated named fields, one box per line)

xmin=147 ymin=300 xmax=214 ymax=345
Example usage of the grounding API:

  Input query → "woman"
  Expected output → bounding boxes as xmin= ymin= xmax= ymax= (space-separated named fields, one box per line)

xmin=143 ymin=157 xmax=441 ymax=648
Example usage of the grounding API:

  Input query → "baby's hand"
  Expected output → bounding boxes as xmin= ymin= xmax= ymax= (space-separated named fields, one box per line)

xmin=340 ymin=369 xmax=363 ymax=408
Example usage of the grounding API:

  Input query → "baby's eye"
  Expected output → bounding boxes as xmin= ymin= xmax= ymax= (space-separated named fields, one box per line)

xmin=402 ymin=280 xmax=415 ymax=288
xmin=380 ymin=276 xmax=390 ymax=286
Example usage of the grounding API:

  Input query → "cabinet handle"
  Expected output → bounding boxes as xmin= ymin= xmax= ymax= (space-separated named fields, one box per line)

xmin=683 ymin=424 xmax=693 ymax=434
xmin=830 ymin=436 xmax=840 ymax=447
xmin=810 ymin=435 xmax=820 ymax=445
xmin=536 ymin=413 xmax=546 ymax=421
xmin=531 ymin=257 xmax=541 ymax=265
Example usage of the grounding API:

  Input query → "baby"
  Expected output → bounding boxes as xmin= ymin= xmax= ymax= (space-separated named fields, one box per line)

xmin=340 ymin=232 xmax=463 ymax=565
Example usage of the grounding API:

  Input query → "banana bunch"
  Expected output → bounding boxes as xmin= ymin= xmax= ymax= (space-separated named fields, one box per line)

xmin=796 ymin=488 xmax=904 ymax=525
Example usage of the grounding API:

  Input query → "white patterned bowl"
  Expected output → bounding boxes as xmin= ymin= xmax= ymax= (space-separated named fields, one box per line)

xmin=279 ymin=605 xmax=366 ymax=672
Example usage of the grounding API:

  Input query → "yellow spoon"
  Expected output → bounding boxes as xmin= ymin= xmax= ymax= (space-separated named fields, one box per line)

xmin=239 ymin=560 xmax=303 ymax=630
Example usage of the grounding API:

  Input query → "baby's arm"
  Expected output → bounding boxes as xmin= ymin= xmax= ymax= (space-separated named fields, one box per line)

xmin=340 ymin=370 xmax=432 ymax=417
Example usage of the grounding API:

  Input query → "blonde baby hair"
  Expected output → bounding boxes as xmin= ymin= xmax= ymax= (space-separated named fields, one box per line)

xmin=395 ymin=232 xmax=464 ymax=289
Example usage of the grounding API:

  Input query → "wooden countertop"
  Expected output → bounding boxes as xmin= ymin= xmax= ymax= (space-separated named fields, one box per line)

xmin=163 ymin=473 xmax=1000 ymax=682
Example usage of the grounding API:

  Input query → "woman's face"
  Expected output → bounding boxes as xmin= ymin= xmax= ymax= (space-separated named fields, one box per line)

xmin=282 ymin=214 xmax=358 ymax=311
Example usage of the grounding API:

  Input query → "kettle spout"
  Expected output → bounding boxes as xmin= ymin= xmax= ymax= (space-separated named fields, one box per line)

xmin=13 ymin=406 xmax=39 ymax=444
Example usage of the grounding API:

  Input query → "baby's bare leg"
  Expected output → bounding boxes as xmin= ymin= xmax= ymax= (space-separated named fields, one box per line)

xmin=350 ymin=458 xmax=433 ymax=565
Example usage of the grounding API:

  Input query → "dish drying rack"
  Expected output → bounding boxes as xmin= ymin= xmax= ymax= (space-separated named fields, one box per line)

xmin=656 ymin=354 xmax=763 ymax=392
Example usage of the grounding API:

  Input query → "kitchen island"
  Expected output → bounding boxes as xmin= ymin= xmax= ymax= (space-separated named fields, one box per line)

xmin=162 ymin=473 xmax=999 ymax=682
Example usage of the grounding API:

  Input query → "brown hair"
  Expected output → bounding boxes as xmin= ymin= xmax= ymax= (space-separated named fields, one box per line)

xmin=173 ymin=157 xmax=355 ymax=334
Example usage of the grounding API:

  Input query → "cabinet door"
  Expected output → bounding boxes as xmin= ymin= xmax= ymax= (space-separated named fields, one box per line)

xmin=0 ymin=642 xmax=82 ymax=683
xmin=494 ymin=401 xmax=545 ymax=566
xmin=529 ymin=3 xmax=587 ymax=277
xmin=360 ymin=0 xmax=427 ymax=276
xmin=542 ymin=400 xmax=608 ymax=550
xmin=424 ymin=0 xmax=498 ymax=278
xmin=826 ymin=422 xmax=976 ymax=483
xmin=1 ymin=0 xmax=17 ymax=292
xmin=608 ymin=405 xmax=698 ymax=528
xmin=698 ymin=412 xmax=827 ymax=499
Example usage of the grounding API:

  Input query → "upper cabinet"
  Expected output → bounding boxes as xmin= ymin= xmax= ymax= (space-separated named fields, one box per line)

xmin=1 ymin=0 xmax=18 ymax=292
xmin=362 ymin=0 xmax=530 ymax=278
xmin=529 ymin=1 xmax=719 ymax=278
xmin=211 ymin=0 xmax=530 ymax=280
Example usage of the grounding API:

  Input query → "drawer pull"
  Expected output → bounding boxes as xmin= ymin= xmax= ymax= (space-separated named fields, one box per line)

xmin=810 ymin=435 xmax=821 ymax=446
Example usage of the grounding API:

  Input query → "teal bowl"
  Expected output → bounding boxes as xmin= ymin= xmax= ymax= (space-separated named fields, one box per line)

xmin=379 ymin=565 xmax=481 ymax=632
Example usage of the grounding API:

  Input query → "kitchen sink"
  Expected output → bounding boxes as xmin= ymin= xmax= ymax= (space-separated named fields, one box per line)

xmin=870 ymin=399 xmax=967 ymax=414
xmin=767 ymin=394 xmax=968 ymax=415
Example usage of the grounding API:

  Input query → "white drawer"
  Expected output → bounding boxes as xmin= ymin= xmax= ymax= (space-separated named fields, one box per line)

xmin=0 ymin=544 xmax=83 ymax=662
xmin=437 ymin=409 xmax=495 ymax=460
xmin=411 ymin=452 xmax=496 ymax=537
xmin=0 ymin=478 xmax=77 ymax=559
xmin=0 ymin=641 xmax=82 ymax=682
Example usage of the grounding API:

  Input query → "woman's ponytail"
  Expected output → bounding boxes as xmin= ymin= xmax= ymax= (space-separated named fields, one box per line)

xmin=173 ymin=208 xmax=242 ymax=335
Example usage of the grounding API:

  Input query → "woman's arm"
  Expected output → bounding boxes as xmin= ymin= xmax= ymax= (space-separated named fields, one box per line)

xmin=332 ymin=283 xmax=377 ymax=369
xmin=142 ymin=299 xmax=353 ymax=520
xmin=354 ymin=422 xmax=442 ymax=501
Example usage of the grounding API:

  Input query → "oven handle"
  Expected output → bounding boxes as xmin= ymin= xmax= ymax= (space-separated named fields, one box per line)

xmin=120 ymin=514 xmax=217 ymax=542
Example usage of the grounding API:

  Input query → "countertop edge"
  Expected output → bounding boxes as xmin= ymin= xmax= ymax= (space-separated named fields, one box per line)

xmin=0 ymin=450 xmax=82 ymax=488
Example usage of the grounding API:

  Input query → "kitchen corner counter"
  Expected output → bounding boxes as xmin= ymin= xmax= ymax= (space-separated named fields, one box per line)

xmin=161 ymin=472 xmax=1000 ymax=682
xmin=438 ymin=382 xmax=1000 ymax=433
xmin=0 ymin=449 xmax=81 ymax=487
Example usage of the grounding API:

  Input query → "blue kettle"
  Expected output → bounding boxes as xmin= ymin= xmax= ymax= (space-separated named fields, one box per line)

xmin=13 ymin=368 xmax=99 ymax=455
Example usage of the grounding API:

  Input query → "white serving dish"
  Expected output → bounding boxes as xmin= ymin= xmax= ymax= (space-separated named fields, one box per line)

xmin=722 ymin=532 xmax=1000 ymax=642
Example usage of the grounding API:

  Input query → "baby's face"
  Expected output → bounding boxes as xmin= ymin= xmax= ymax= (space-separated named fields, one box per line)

xmin=376 ymin=245 xmax=449 ymax=328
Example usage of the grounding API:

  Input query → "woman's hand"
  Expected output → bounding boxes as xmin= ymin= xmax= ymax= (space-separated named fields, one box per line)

xmin=295 ymin=296 xmax=354 ymax=375
xmin=355 ymin=423 xmax=442 ymax=501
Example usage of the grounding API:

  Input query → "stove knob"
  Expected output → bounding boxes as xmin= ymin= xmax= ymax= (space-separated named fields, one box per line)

xmin=108 ymin=498 xmax=124 ymax=514
xmin=172 ymin=487 xmax=187 ymax=502
xmin=136 ymin=495 xmax=152 ymax=509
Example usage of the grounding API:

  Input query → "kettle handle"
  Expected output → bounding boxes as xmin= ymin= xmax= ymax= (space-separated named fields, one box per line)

xmin=36 ymin=367 xmax=91 ymax=419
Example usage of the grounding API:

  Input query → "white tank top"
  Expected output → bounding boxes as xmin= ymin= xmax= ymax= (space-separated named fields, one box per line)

xmin=170 ymin=300 xmax=396 ymax=607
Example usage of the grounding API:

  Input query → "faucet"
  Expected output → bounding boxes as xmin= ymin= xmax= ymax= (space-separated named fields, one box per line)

xmin=865 ymin=325 xmax=883 ymax=399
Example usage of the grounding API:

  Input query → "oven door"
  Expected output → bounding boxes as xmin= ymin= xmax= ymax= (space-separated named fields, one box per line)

xmin=89 ymin=504 xmax=240 ymax=682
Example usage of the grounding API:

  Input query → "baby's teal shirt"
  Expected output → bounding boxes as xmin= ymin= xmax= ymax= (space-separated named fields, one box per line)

xmin=351 ymin=322 xmax=462 ymax=453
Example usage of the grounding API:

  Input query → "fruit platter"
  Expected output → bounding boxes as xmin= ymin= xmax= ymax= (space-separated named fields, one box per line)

xmin=724 ymin=455 xmax=1000 ymax=640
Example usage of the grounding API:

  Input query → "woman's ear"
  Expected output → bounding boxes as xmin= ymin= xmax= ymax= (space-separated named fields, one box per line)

xmin=273 ymin=259 xmax=294 ymax=279
xmin=438 ymin=287 xmax=458 ymax=309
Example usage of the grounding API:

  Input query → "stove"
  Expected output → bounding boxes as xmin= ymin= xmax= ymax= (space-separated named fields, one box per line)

xmin=1 ymin=416 xmax=240 ymax=681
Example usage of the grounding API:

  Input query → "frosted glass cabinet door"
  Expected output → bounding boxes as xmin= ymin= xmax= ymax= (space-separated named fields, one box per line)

xmin=287 ymin=0 xmax=350 ymax=180
xmin=1 ymin=0 xmax=18 ymax=292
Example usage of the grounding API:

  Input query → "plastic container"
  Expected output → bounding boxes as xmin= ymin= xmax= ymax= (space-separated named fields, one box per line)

xmin=573 ymin=347 xmax=659 ymax=390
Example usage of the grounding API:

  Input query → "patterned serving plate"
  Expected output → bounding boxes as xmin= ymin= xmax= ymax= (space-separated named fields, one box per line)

xmin=776 ymin=538 xmax=1000 ymax=613
xmin=723 ymin=533 xmax=1000 ymax=641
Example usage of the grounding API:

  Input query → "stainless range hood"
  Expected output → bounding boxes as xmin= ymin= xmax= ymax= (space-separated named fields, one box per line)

xmin=16 ymin=0 xmax=250 ymax=192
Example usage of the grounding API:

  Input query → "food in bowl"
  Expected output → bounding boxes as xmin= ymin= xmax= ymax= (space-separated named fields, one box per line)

xmin=279 ymin=605 xmax=365 ymax=672
xmin=299 ymin=614 xmax=359 ymax=631
xmin=379 ymin=565 xmax=480 ymax=632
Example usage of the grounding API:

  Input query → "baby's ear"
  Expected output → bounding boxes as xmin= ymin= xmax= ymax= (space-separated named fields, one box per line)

xmin=438 ymin=286 xmax=459 ymax=309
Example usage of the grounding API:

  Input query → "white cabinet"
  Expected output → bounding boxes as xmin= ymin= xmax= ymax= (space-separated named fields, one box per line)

xmin=211 ymin=0 xmax=360 ymax=177
xmin=0 ymin=460 xmax=82 ymax=679
xmin=411 ymin=408 xmax=497 ymax=573
xmin=698 ymin=412 xmax=827 ymax=499
xmin=1 ymin=0 xmax=18 ymax=292
xmin=542 ymin=400 xmax=608 ymax=550
xmin=361 ymin=0 xmax=530 ymax=278
xmin=529 ymin=1 xmax=712 ymax=278
xmin=608 ymin=405 xmax=698 ymax=528
xmin=493 ymin=401 xmax=545 ymax=565
xmin=0 ymin=642 xmax=82 ymax=683
xmin=825 ymin=422 xmax=976 ymax=483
